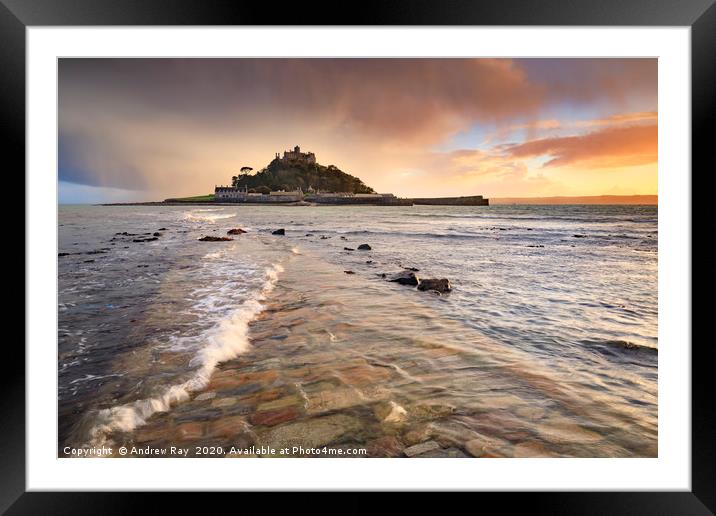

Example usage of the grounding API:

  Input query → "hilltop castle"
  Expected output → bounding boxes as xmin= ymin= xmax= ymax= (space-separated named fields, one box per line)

xmin=275 ymin=145 xmax=316 ymax=165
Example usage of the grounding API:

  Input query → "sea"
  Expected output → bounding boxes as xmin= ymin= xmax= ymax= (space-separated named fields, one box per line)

xmin=58 ymin=204 xmax=658 ymax=457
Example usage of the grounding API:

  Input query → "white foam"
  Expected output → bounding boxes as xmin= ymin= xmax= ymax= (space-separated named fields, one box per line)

xmin=85 ymin=263 xmax=284 ymax=447
xmin=183 ymin=210 xmax=235 ymax=223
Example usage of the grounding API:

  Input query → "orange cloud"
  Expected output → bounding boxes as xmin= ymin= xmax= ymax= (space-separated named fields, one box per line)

xmin=503 ymin=123 xmax=657 ymax=168
xmin=574 ymin=111 xmax=657 ymax=128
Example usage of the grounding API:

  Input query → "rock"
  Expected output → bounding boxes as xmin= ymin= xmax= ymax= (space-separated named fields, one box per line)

xmin=227 ymin=228 xmax=247 ymax=235
xmin=257 ymin=414 xmax=361 ymax=451
xmin=256 ymin=394 xmax=302 ymax=413
xmin=306 ymin=387 xmax=365 ymax=415
xmin=373 ymin=401 xmax=408 ymax=423
xmin=174 ymin=422 xmax=205 ymax=441
xmin=417 ymin=278 xmax=452 ymax=293
xmin=157 ymin=227 xmax=168 ymax=231
xmin=389 ymin=271 xmax=419 ymax=286
xmin=403 ymin=266 xmax=420 ymax=272
xmin=83 ymin=259 xmax=95 ymax=263
xmin=366 ymin=436 xmax=404 ymax=457
xmin=250 ymin=406 xmax=300 ymax=426
xmin=402 ymin=423 xmax=433 ymax=446
xmin=211 ymin=397 xmax=240 ymax=409
xmin=344 ymin=270 xmax=355 ymax=275
xmin=403 ymin=440 xmax=441 ymax=457
xmin=272 ymin=229 xmax=285 ymax=235
xmin=208 ymin=415 xmax=250 ymax=438
xmin=409 ymin=403 xmax=455 ymax=420
xmin=153 ymin=232 xmax=161 ymax=237
xmin=320 ymin=236 xmax=329 ymax=239
xmin=207 ymin=369 xmax=278 ymax=390
xmin=198 ymin=236 xmax=233 ymax=242
xmin=133 ymin=237 xmax=159 ymax=242
xmin=515 ymin=406 xmax=546 ymax=420
xmin=513 ymin=441 xmax=555 ymax=458
xmin=464 ymin=434 xmax=508 ymax=457
xmin=414 ymin=447 xmax=467 ymax=458
xmin=573 ymin=234 xmax=587 ymax=238
xmin=194 ymin=392 xmax=217 ymax=402
xmin=344 ymin=247 xmax=355 ymax=251
xmin=133 ymin=422 xmax=168 ymax=443
xmin=365 ymin=260 xmax=373 ymax=264
xmin=357 ymin=244 xmax=372 ymax=250
xmin=58 ymin=252 xmax=71 ymax=257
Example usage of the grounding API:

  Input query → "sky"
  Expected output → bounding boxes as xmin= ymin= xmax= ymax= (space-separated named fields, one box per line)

xmin=58 ymin=58 xmax=657 ymax=203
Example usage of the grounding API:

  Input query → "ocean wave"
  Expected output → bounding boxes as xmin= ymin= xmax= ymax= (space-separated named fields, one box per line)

xmin=403 ymin=212 xmax=656 ymax=224
xmin=83 ymin=263 xmax=284 ymax=447
xmin=183 ymin=210 xmax=235 ymax=223
xmin=306 ymin=228 xmax=486 ymax=240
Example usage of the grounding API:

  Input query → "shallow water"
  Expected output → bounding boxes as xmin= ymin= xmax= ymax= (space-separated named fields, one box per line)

xmin=58 ymin=204 xmax=657 ymax=457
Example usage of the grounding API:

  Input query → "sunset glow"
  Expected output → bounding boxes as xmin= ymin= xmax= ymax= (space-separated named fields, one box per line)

xmin=58 ymin=58 xmax=657 ymax=203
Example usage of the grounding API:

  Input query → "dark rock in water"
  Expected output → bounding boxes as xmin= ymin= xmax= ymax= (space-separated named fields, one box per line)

xmin=157 ymin=227 xmax=168 ymax=231
xmin=83 ymin=259 xmax=95 ymax=263
xmin=133 ymin=237 xmax=159 ymax=242
xmin=527 ymin=245 xmax=544 ymax=248
xmin=272 ymin=229 xmax=286 ymax=235
xmin=417 ymin=278 xmax=452 ymax=293
xmin=344 ymin=247 xmax=355 ymax=251
xmin=305 ymin=234 xmax=312 ymax=237
xmin=153 ymin=232 xmax=161 ymax=237
xmin=320 ymin=236 xmax=329 ymax=239
xmin=378 ymin=273 xmax=387 ymax=278
xmin=58 ymin=252 xmax=70 ymax=257
xmin=403 ymin=266 xmax=420 ymax=272
xmin=85 ymin=249 xmax=109 ymax=254
xmin=198 ymin=236 xmax=233 ymax=242
xmin=357 ymin=244 xmax=372 ymax=250
xmin=366 ymin=260 xmax=373 ymax=264
xmin=344 ymin=270 xmax=355 ymax=275
xmin=573 ymin=234 xmax=587 ymax=238
xmin=227 ymin=228 xmax=247 ymax=235
xmin=389 ymin=271 xmax=420 ymax=286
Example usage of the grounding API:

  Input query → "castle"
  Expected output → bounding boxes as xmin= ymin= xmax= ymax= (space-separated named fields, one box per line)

xmin=275 ymin=145 xmax=316 ymax=165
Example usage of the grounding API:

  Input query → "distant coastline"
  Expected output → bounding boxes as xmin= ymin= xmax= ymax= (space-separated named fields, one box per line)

xmin=98 ymin=194 xmax=656 ymax=207
xmin=490 ymin=195 xmax=657 ymax=205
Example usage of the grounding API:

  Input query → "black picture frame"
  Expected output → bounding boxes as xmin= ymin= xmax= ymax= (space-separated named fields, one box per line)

xmin=4 ymin=0 xmax=710 ymax=512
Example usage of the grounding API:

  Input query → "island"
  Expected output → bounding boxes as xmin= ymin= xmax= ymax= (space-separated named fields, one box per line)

xmin=112 ymin=146 xmax=490 ymax=206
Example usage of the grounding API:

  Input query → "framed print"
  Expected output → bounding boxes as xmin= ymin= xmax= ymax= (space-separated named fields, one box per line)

xmin=5 ymin=0 xmax=712 ymax=512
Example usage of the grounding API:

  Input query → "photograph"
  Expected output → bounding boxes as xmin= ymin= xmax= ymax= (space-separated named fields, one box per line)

xmin=57 ymin=57 xmax=658 ymax=459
